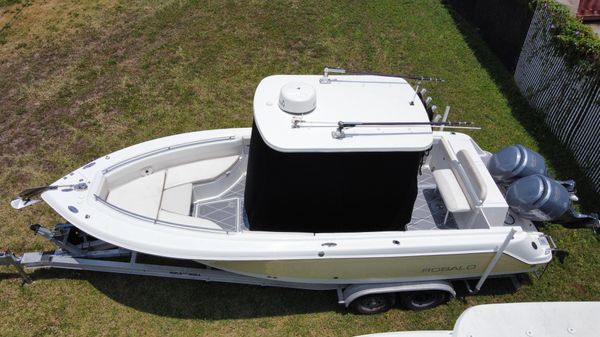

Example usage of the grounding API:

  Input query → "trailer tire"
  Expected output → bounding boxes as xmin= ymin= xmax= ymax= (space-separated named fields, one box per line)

xmin=400 ymin=291 xmax=448 ymax=311
xmin=349 ymin=293 xmax=396 ymax=315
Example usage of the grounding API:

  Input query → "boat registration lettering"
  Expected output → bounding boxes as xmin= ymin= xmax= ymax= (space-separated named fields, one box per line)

xmin=422 ymin=264 xmax=477 ymax=273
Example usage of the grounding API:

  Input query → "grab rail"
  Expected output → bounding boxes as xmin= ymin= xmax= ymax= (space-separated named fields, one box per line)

xmin=102 ymin=136 xmax=237 ymax=174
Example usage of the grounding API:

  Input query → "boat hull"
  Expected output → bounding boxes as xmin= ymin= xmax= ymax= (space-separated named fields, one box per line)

xmin=28 ymin=127 xmax=552 ymax=285
xmin=200 ymin=251 xmax=535 ymax=284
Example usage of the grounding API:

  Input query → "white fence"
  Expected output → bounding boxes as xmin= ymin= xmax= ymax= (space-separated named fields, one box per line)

xmin=514 ymin=7 xmax=600 ymax=193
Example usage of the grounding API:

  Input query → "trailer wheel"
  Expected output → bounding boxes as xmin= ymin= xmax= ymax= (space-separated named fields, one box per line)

xmin=400 ymin=291 xmax=448 ymax=311
xmin=349 ymin=293 xmax=396 ymax=315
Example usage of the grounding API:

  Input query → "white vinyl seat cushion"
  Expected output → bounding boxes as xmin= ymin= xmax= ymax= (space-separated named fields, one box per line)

xmin=432 ymin=169 xmax=470 ymax=213
xmin=107 ymin=170 xmax=166 ymax=219
xmin=164 ymin=155 xmax=239 ymax=189
xmin=160 ymin=183 xmax=192 ymax=215
xmin=106 ymin=156 xmax=240 ymax=230
xmin=456 ymin=149 xmax=488 ymax=202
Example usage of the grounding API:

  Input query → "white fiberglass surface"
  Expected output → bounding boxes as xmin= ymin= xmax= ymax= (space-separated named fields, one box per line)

xmin=99 ymin=142 xmax=467 ymax=233
xmin=39 ymin=128 xmax=551 ymax=264
xmin=92 ymin=130 xmax=248 ymax=232
xmin=453 ymin=302 xmax=599 ymax=337
xmin=253 ymin=75 xmax=434 ymax=152
xmin=91 ymin=130 xmax=505 ymax=234
xmin=97 ymin=136 xmax=462 ymax=233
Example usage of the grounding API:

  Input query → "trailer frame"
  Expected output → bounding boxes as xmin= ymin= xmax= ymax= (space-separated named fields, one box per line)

xmin=1 ymin=222 xmax=526 ymax=314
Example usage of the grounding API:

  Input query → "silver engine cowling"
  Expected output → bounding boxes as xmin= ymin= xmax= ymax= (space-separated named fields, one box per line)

xmin=487 ymin=144 xmax=546 ymax=184
xmin=489 ymin=145 xmax=599 ymax=232
xmin=505 ymin=174 xmax=570 ymax=222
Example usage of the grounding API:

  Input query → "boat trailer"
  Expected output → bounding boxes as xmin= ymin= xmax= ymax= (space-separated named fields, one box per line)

xmin=1 ymin=223 xmax=525 ymax=314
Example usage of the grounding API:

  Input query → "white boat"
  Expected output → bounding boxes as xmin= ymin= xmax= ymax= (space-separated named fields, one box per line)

xmin=356 ymin=301 xmax=599 ymax=337
xmin=12 ymin=69 xmax=598 ymax=288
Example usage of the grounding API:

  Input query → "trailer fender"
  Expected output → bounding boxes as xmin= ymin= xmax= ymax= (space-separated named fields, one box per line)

xmin=340 ymin=280 xmax=455 ymax=307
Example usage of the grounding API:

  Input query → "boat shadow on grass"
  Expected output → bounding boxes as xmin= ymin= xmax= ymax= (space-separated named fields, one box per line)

xmin=454 ymin=275 xmax=532 ymax=299
xmin=2 ymin=268 xmax=342 ymax=319
xmin=445 ymin=5 xmax=599 ymax=213
xmin=1 ymin=268 xmax=526 ymax=319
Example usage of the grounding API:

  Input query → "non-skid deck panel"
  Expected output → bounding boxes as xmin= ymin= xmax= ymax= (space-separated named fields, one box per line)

xmin=406 ymin=168 xmax=457 ymax=230
xmin=192 ymin=169 xmax=455 ymax=232
xmin=193 ymin=176 xmax=247 ymax=232
xmin=407 ymin=187 xmax=457 ymax=230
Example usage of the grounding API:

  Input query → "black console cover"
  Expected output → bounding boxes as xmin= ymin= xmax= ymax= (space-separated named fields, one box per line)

xmin=244 ymin=122 xmax=421 ymax=233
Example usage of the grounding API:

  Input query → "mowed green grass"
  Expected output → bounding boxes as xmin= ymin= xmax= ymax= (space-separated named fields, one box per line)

xmin=0 ymin=1 xmax=598 ymax=336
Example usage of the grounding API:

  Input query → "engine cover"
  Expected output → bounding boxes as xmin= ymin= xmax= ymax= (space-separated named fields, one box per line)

xmin=506 ymin=174 xmax=570 ymax=221
xmin=488 ymin=145 xmax=546 ymax=184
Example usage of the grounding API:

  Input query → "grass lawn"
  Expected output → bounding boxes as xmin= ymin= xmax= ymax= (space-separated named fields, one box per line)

xmin=1 ymin=1 xmax=599 ymax=336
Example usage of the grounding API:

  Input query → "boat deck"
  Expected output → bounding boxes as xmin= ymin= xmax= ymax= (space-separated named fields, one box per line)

xmin=192 ymin=168 xmax=456 ymax=232
xmin=192 ymin=176 xmax=247 ymax=232
xmin=407 ymin=168 xmax=457 ymax=231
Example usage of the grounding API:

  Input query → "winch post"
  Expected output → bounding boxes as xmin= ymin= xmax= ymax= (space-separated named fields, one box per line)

xmin=29 ymin=224 xmax=84 ymax=256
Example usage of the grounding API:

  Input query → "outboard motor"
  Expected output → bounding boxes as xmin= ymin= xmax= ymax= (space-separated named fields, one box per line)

xmin=506 ymin=174 xmax=599 ymax=232
xmin=488 ymin=145 xmax=547 ymax=184
xmin=506 ymin=175 xmax=570 ymax=221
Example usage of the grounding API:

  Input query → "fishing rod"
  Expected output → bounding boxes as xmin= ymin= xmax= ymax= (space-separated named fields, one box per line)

xmin=338 ymin=121 xmax=473 ymax=128
xmin=320 ymin=66 xmax=445 ymax=83
xmin=332 ymin=121 xmax=476 ymax=139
